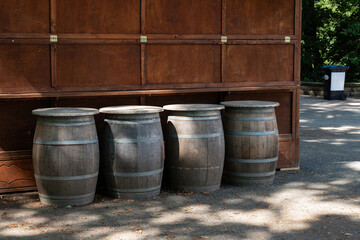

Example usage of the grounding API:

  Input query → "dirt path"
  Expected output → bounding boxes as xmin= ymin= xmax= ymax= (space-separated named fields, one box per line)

xmin=1 ymin=96 xmax=359 ymax=240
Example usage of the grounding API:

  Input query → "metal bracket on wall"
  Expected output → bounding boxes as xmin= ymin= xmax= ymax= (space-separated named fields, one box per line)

xmin=284 ymin=36 xmax=291 ymax=43
xmin=50 ymin=35 xmax=58 ymax=43
xmin=221 ymin=36 xmax=227 ymax=44
xmin=140 ymin=36 xmax=147 ymax=43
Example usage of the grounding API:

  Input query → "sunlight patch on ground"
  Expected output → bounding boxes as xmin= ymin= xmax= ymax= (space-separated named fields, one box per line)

xmin=344 ymin=161 xmax=360 ymax=171
xmin=303 ymin=138 xmax=360 ymax=143
xmin=0 ymin=228 xmax=41 ymax=237
xmin=329 ymin=179 xmax=353 ymax=185
xmin=320 ymin=126 xmax=359 ymax=132
xmin=266 ymin=188 xmax=360 ymax=233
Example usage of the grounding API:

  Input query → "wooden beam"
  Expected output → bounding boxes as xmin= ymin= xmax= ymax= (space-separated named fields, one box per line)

xmin=50 ymin=0 xmax=56 ymax=33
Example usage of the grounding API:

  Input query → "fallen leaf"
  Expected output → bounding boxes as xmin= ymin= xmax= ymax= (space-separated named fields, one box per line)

xmin=200 ymin=236 xmax=209 ymax=239
xmin=8 ymin=224 xmax=18 ymax=228
xmin=177 ymin=191 xmax=193 ymax=196
xmin=165 ymin=235 xmax=176 ymax=238
xmin=201 ymin=192 xmax=210 ymax=196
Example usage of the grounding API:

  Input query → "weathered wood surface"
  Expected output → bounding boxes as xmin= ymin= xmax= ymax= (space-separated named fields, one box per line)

xmin=164 ymin=104 xmax=225 ymax=192
xmin=221 ymin=101 xmax=279 ymax=185
xmin=32 ymin=108 xmax=99 ymax=206
xmin=100 ymin=106 xmax=164 ymax=199
xmin=0 ymin=0 xmax=301 ymax=192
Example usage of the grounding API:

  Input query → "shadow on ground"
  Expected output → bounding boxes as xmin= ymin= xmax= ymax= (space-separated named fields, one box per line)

xmin=0 ymin=96 xmax=359 ymax=240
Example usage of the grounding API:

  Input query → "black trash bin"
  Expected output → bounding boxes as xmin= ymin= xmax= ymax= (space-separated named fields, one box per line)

xmin=323 ymin=65 xmax=350 ymax=100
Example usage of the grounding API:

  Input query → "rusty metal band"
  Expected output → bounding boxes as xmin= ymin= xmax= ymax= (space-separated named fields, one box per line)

xmin=168 ymin=132 xmax=224 ymax=139
xmin=105 ymin=168 xmax=163 ymax=177
xmin=105 ymin=119 xmax=160 ymax=125
xmin=226 ymin=157 xmax=278 ymax=163
xmin=168 ymin=116 xmax=221 ymax=121
xmin=224 ymin=171 xmax=276 ymax=177
xmin=35 ymin=172 xmax=98 ymax=181
xmin=34 ymin=139 xmax=98 ymax=145
xmin=225 ymin=130 xmax=278 ymax=136
xmin=224 ymin=116 xmax=276 ymax=121
xmin=109 ymin=135 xmax=163 ymax=144
xmin=38 ymin=192 xmax=95 ymax=200
xmin=227 ymin=109 xmax=274 ymax=114
xmin=37 ymin=121 xmax=95 ymax=127
xmin=108 ymin=185 xmax=161 ymax=193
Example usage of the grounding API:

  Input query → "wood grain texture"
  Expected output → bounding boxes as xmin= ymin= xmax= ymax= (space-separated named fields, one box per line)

xmin=0 ymin=158 xmax=35 ymax=191
xmin=225 ymin=45 xmax=294 ymax=83
xmin=145 ymin=0 xmax=221 ymax=34
xmin=102 ymin=112 xmax=164 ymax=199
xmin=222 ymin=105 xmax=279 ymax=185
xmin=146 ymin=45 xmax=221 ymax=84
xmin=224 ymin=91 xmax=292 ymax=135
xmin=227 ymin=0 xmax=295 ymax=35
xmin=166 ymin=109 xmax=225 ymax=192
xmin=0 ymin=0 xmax=49 ymax=33
xmin=0 ymin=99 xmax=51 ymax=152
xmin=57 ymin=45 xmax=141 ymax=87
xmin=33 ymin=115 xmax=99 ymax=206
xmin=0 ymin=45 xmax=51 ymax=88
xmin=0 ymin=0 xmax=301 ymax=194
xmin=55 ymin=96 xmax=140 ymax=136
xmin=56 ymin=0 xmax=140 ymax=33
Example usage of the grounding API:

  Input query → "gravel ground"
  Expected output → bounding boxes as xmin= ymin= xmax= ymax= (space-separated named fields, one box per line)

xmin=0 ymin=96 xmax=359 ymax=240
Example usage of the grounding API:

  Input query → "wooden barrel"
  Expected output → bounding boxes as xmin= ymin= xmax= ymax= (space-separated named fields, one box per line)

xmin=100 ymin=106 xmax=164 ymax=199
xmin=32 ymin=108 xmax=99 ymax=206
xmin=164 ymin=104 xmax=225 ymax=192
xmin=220 ymin=101 xmax=280 ymax=185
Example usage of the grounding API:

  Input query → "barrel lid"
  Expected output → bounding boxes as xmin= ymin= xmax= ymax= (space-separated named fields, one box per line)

xmin=220 ymin=101 xmax=280 ymax=108
xmin=32 ymin=107 xmax=99 ymax=117
xmin=99 ymin=105 xmax=163 ymax=114
xmin=163 ymin=104 xmax=224 ymax=111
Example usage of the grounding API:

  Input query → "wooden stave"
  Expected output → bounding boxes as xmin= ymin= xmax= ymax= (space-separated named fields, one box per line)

xmin=166 ymin=110 xmax=225 ymax=192
xmin=32 ymin=115 xmax=99 ymax=206
xmin=101 ymin=112 xmax=164 ymax=199
xmin=222 ymin=107 xmax=279 ymax=185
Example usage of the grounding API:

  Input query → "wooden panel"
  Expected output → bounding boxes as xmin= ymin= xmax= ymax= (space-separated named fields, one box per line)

xmin=0 ymin=45 xmax=51 ymax=88
xmin=146 ymin=45 xmax=221 ymax=84
xmin=0 ymin=0 xmax=49 ymax=33
xmin=57 ymin=45 xmax=141 ymax=87
xmin=145 ymin=0 xmax=221 ymax=34
xmin=225 ymin=45 xmax=294 ymax=83
xmin=224 ymin=91 xmax=292 ymax=135
xmin=227 ymin=0 xmax=295 ymax=35
xmin=0 ymin=157 xmax=36 ymax=193
xmin=56 ymin=0 xmax=140 ymax=33
xmin=278 ymin=138 xmax=297 ymax=168
xmin=0 ymin=99 xmax=51 ymax=151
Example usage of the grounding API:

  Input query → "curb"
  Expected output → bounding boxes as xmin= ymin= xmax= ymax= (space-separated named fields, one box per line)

xmin=301 ymin=82 xmax=360 ymax=98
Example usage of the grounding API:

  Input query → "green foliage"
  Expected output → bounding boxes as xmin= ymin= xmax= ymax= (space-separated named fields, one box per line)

xmin=302 ymin=0 xmax=359 ymax=82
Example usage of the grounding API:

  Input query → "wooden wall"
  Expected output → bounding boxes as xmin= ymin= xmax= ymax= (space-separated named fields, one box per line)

xmin=0 ymin=0 xmax=301 ymax=193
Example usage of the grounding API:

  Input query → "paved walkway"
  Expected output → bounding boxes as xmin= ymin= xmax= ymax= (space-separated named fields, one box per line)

xmin=0 ymin=96 xmax=359 ymax=240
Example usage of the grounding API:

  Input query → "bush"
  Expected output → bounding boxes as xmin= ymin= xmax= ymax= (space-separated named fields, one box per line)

xmin=302 ymin=0 xmax=359 ymax=82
